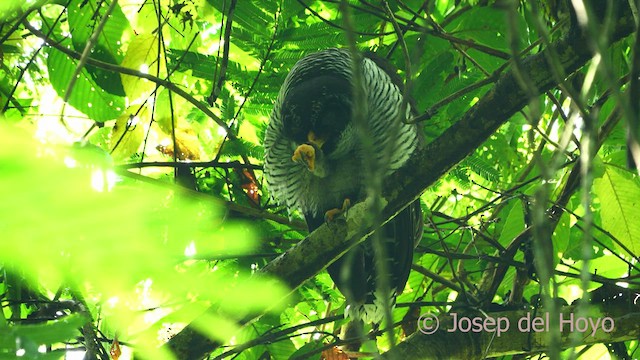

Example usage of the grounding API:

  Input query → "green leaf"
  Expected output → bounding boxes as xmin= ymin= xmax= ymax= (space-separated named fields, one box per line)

xmin=0 ymin=126 xmax=288 ymax=356
xmin=553 ymin=212 xmax=571 ymax=257
xmin=46 ymin=48 xmax=125 ymax=121
xmin=66 ymin=0 xmax=128 ymax=96
xmin=445 ymin=7 xmax=519 ymax=52
xmin=461 ymin=154 xmax=501 ymax=182
xmin=0 ymin=0 xmax=23 ymax=22
xmin=220 ymin=137 xmax=264 ymax=159
xmin=83 ymin=45 xmax=126 ymax=96
xmin=498 ymin=200 xmax=525 ymax=246
xmin=593 ymin=165 xmax=640 ymax=255
xmin=288 ymin=341 xmax=323 ymax=360
xmin=12 ymin=314 xmax=86 ymax=345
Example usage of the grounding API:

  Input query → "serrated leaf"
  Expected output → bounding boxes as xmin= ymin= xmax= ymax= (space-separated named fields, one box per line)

xmin=593 ymin=165 xmax=640 ymax=254
xmin=461 ymin=155 xmax=500 ymax=182
xmin=450 ymin=167 xmax=470 ymax=189
xmin=220 ymin=138 xmax=264 ymax=159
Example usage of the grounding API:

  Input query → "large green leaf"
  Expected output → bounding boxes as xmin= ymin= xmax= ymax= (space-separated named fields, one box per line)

xmin=66 ymin=0 xmax=128 ymax=96
xmin=445 ymin=6 xmax=525 ymax=52
xmin=0 ymin=314 xmax=85 ymax=358
xmin=593 ymin=165 xmax=640 ymax=255
xmin=2 ymin=314 xmax=86 ymax=346
xmin=0 ymin=125 xmax=288 ymax=356
xmin=46 ymin=48 xmax=125 ymax=121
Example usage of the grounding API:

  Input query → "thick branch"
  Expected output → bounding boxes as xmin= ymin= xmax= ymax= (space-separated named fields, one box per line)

xmin=162 ymin=2 xmax=635 ymax=359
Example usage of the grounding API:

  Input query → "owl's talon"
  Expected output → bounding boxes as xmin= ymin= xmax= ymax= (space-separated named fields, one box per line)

xmin=324 ymin=208 xmax=342 ymax=222
xmin=292 ymin=144 xmax=316 ymax=171
xmin=324 ymin=198 xmax=351 ymax=222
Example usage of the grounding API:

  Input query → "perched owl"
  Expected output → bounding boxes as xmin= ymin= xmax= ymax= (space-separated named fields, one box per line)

xmin=263 ymin=48 xmax=423 ymax=347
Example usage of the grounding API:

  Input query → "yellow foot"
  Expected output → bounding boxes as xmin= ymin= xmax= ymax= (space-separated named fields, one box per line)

xmin=292 ymin=144 xmax=316 ymax=171
xmin=324 ymin=198 xmax=351 ymax=222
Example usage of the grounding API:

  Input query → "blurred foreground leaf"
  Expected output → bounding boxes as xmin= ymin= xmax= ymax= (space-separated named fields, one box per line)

xmin=0 ymin=125 xmax=287 ymax=358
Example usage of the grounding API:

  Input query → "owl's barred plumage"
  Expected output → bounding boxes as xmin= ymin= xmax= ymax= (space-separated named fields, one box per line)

xmin=263 ymin=48 xmax=423 ymax=337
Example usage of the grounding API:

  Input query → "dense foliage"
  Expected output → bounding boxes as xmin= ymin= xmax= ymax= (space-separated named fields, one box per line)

xmin=1 ymin=0 xmax=639 ymax=359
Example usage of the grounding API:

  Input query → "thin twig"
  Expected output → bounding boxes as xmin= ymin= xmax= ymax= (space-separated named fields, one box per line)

xmin=117 ymin=160 xmax=262 ymax=170
xmin=412 ymin=71 xmax=500 ymax=123
xmin=22 ymin=20 xmax=238 ymax=140
xmin=2 ymin=5 xmax=67 ymax=114
xmin=342 ymin=0 xmax=397 ymax=349
xmin=436 ymin=31 xmax=510 ymax=59
xmin=207 ymin=0 xmax=237 ymax=106
xmin=212 ymin=315 xmax=343 ymax=360
xmin=213 ymin=1 xmax=281 ymax=163
xmin=385 ymin=0 xmax=429 ymax=58
xmin=627 ymin=0 xmax=640 ymax=169
xmin=382 ymin=1 xmax=413 ymax=124
xmin=70 ymin=290 xmax=110 ymax=360
xmin=295 ymin=0 xmax=396 ymax=36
